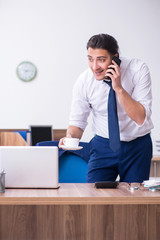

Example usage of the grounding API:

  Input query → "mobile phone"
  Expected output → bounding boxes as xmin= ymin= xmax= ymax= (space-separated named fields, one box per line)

xmin=106 ymin=56 xmax=121 ymax=81
xmin=94 ymin=181 xmax=118 ymax=189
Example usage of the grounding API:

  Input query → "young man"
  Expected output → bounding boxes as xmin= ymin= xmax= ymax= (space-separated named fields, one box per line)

xmin=59 ymin=33 xmax=154 ymax=183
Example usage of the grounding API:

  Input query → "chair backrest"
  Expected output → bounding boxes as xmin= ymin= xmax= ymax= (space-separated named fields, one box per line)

xmin=36 ymin=141 xmax=56 ymax=146
xmin=36 ymin=141 xmax=88 ymax=183
xmin=59 ymin=152 xmax=87 ymax=183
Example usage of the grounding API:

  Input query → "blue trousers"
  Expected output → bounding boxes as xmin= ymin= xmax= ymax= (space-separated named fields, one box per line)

xmin=87 ymin=134 xmax=152 ymax=183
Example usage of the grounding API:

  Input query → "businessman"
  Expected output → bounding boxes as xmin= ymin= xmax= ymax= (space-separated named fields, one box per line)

xmin=59 ymin=33 xmax=154 ymax=183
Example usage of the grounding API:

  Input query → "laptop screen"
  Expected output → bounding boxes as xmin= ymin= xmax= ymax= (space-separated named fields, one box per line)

xmin=30 ymin=125 xmax=53 ymax=146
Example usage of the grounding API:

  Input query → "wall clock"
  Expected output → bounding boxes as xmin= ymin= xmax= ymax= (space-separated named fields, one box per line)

xmin=16 ymin=61 xmax=37 ymax=82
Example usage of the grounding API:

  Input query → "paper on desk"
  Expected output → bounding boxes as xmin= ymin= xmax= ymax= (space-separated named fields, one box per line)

xmin=143 ymin=179 xmax=160 ymax=187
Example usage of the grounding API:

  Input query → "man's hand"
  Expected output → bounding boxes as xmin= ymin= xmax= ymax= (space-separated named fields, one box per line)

xmin=58 ymin=133 xmax=72 ymax=148
xmin=58 ymin=126 xmax=83 ymax=148
xmin=105 ymin=60 xmax=146 ymax=125
xmin=105 ymin=59 xmax=123 ymax=93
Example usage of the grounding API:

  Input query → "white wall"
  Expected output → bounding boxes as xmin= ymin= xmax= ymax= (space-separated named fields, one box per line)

xmin=0 ymin=0 xmax=160 ymax=143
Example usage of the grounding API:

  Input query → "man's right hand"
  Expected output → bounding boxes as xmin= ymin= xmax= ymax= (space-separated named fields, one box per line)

xmin=58 ymin=137 xmax=66 ymax=148
xmin=58 ymin=133 xmax=72 ymax=148
xmin=58 ymin=126 xmax=83 ymax=148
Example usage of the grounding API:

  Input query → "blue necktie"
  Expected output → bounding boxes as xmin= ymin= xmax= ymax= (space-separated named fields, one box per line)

xmin=104 ymin=80 xmax=120 ymax=152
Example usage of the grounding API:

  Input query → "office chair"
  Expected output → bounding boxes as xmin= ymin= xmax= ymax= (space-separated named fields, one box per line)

xmin=59 ymin=151 xmax=87 ymax=183
xmin=36 ymin=141 xmax=88 ymax=183
xmin=13 ymin=131 xmax=27 ymax=141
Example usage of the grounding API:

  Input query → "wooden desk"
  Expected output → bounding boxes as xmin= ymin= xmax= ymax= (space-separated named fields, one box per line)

xmin=0 ymin=183 xmax=160 ymax=240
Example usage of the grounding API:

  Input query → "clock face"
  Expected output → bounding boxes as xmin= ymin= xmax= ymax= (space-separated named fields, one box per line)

xmin=16 ymin=61 xmax=37 ymax=82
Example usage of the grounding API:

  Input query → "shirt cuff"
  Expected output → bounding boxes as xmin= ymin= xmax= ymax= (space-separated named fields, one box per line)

xmin=133 ymin=104 xmax=149 ymax=128
xmin=69 ymin=120 xmax=88 ymax=131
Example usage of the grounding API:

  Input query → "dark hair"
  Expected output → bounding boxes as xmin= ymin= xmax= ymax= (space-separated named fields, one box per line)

xmin=86 ymin=34 xmax=119 ymax=55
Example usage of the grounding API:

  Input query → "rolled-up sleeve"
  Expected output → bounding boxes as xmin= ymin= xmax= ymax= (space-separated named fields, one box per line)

xmin=132 ymin=62 xmax=152 ymax=127
xmin=69 ymin=76 xmax=91 ymax=130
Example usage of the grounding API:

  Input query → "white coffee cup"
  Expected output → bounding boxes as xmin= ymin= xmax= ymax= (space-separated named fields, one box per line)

xmin=63 ymin=138 xmax=79 ymax=148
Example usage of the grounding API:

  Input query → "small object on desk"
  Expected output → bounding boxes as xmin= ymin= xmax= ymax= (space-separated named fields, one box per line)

xmin=0 ymin=169 xmax=6 ymax=193
xmin=59 ymin=145 xmax=83 ymax=151
xmin=143 ymin=179 xmax=160 ymax=188
xmin=94 ymin=181 xmax=118 ymax=189
xmin=129 ymin=183 xmax=140 ymax=191
xmin=149 ymin=186 xmax=160 ymax=192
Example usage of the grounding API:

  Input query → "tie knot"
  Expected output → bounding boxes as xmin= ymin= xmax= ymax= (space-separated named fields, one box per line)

xmin=103 ymin=80 xmax=112 ymax=88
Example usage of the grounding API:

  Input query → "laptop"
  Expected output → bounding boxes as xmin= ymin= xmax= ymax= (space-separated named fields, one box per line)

xmin=0 ymin=146 xmax=59 ymax=188
xmin=29 ymin=125 xmax=53 ymax=146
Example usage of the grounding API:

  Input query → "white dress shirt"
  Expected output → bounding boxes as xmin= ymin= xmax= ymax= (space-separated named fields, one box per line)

xmin=69 ymin=57 xmax=154 ymax=141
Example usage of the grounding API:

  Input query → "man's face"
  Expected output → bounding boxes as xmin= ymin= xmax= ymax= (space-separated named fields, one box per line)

xmin=87 ymin=47 xmax=113 ymax=81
